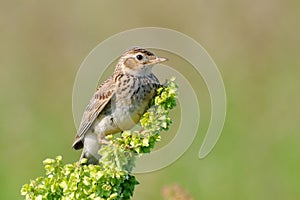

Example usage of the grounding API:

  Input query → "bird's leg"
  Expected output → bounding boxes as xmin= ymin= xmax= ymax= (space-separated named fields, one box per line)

xmin=97 ymin=133 xmax=110 ymax=145
xmin=138 ymin=127 xmax=145 ymax=133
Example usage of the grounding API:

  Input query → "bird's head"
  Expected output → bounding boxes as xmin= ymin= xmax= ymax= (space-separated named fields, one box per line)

xmin=116 ymin=47 xmax=167 ymax=76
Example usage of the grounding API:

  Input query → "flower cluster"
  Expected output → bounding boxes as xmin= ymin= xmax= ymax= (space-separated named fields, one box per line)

xmin=21 ymin=78 xmax=178 ymax=200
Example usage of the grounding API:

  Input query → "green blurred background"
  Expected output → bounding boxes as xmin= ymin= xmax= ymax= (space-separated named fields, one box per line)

xmin=1 ymin=1 xmax=299 ymax=199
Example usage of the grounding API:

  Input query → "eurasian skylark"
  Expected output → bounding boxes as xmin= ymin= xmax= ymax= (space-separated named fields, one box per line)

xmin=72 ymin=47 xmax=167 ymax=164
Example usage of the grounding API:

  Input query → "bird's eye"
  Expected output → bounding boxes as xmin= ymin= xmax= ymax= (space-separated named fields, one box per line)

xmin=136 ymin=54 xmax=143 ymax=61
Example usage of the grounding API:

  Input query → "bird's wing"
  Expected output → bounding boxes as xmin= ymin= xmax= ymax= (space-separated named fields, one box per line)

xmin=72 ymin=77 xmax=115 ymax=149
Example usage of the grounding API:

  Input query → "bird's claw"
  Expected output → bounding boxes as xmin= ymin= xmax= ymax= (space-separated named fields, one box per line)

xmin=98 ymin=138 xmax=110 ymax=145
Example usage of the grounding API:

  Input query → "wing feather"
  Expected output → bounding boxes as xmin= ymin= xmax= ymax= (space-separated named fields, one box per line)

xmin=72 ymin=77 xmax=115 ymax=149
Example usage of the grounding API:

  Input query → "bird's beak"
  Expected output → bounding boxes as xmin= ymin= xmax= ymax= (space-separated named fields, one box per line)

xmin=150 ymin=57 xmax=168 ymax=64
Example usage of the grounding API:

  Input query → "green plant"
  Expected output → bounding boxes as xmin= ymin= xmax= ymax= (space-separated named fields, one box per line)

xmin=21 ymin=78 xmax=178 ymax=200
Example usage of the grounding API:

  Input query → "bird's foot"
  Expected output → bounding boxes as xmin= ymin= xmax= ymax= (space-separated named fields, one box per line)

xmin=138 ymin=127 xmax=145 ymax=133
xmin=98 ymin=138 xmax=110 ymax=145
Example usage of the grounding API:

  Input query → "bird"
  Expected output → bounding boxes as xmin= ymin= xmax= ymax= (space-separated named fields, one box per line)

xmin=72 ymin=47 xmax=167 ymax=165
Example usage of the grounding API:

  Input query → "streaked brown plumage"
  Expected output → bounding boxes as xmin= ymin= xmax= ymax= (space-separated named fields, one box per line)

xmin=72 ymin=47 xmax=167 ymax=164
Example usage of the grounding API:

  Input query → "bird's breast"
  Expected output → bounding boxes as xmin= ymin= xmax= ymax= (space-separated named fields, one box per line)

xmin=111 ymin=74 xmax=158 ymax=131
